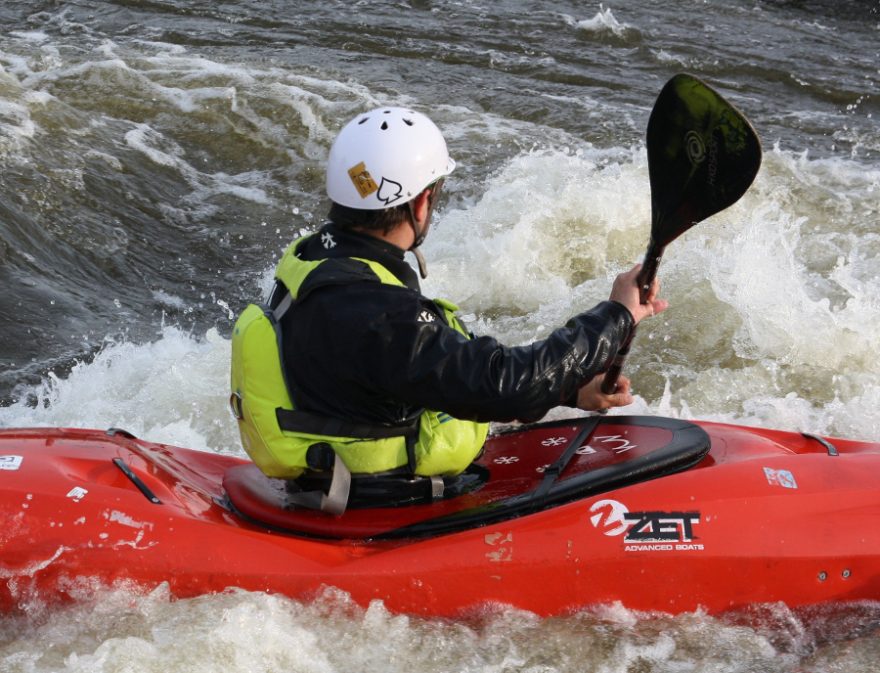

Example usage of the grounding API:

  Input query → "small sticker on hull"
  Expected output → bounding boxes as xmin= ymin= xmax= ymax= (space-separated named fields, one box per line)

xmin=66 ymin=487 xmax=88 ymax=502
xmin=0 ymin=456 xmax=23 ymax=471
xmin=764 ymin=467 xmax=798 ymax=489
xmin=484 ymin=532 xmax=513 ymax=562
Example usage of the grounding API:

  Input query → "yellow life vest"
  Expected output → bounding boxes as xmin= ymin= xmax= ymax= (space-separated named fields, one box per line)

xmin=230 ymin=237 xmax=489 ymax=481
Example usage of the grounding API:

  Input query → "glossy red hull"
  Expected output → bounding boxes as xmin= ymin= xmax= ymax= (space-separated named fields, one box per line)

xmin=1 ymin=419 xmax=879 ymax=617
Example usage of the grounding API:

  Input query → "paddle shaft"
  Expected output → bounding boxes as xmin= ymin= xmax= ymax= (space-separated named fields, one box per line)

xmin=600 ymin=241 xmax=664 ymax=395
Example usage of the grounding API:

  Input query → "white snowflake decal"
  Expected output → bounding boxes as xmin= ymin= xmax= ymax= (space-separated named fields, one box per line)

xmin=321 ymin=232 xmax=337 ymax=249
xmin=493 ymin=456 xmax=520 ymax=465
xmin=541 ymin=437 xmax=566 ymax=447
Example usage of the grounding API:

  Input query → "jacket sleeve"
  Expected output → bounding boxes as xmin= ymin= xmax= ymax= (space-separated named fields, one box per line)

xmin=361 ymin=299 xmax=634 ymax=424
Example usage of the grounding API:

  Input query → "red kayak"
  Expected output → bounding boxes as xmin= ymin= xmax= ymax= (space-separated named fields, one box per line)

xmin=1 ymin=415 xmax=878 ymax=617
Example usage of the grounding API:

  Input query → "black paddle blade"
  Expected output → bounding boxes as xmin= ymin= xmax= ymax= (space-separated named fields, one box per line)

xmin=647 ymin=73 xmax=762 ymax=248
xmin=601 ymin=74 xmax=761 ymax=395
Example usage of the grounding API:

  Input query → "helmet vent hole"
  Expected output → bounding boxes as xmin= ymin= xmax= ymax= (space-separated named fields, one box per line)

xmin=380 ymin=121 xmax=388 ymax=130
xmin=403 ymin=118 xmax=413 ymax=126
xmin=358 ymin=117 xmax=369 ymax=125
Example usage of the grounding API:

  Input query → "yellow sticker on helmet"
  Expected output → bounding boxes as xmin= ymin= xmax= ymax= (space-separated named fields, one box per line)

xmin=348 ymin=162 xmax=379 ymax=199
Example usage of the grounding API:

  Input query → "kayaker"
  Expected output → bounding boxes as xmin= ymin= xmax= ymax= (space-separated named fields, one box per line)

xmin=230 ymin=107 xmax=667 ymax=507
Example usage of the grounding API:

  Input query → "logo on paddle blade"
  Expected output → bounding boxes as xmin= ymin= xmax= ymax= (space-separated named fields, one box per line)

xmin=685 ymin=130 xmax=706 ymax=165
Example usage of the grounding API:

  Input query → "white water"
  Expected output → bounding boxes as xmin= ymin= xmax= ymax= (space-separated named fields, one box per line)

xmin=4 ymin=140 xmax=877 ymax=446
xmin=2 ymin=584 xmax=854 ymax=673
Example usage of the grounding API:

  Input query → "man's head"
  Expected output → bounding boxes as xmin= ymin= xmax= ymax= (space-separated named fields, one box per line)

xmin=325 ymin=108 xmax=453 ymax=262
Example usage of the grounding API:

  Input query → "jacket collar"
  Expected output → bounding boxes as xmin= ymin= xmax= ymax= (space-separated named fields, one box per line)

xmin=297 ymin=222 xmax=421 ymax=291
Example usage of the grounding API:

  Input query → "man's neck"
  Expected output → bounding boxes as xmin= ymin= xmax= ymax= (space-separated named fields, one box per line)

xmin=354 ymin=221 xmax=414 ymax=252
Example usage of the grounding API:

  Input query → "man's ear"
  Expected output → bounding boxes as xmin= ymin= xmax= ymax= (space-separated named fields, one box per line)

xmin=411 ymin=188 xmax=432 ymax=225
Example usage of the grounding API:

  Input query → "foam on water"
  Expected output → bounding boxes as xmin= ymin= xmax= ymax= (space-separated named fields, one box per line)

xmin=569 ymin=6 xmax=635 ymax=39
xmin=666 ymin=148 xmax=880 ymax=438
xmin=4 ymin=582 xmax=880 ymax=673
xmin=2 ymin=139 xmax=878 ymax=444
xmin=0 ymin=327 xmax=238 ymax=455
xmin=124 ymin=123 xmax=273 ymax=206
xmin=0 ymin=35 xmax=379 ymax=171
xmin=424 ymin=146 xmax=648 ymax=320
xmin=0 ymin=98 xmax=36 ymax=157
xmin=424 ymin=141 xmax=880 ymax=440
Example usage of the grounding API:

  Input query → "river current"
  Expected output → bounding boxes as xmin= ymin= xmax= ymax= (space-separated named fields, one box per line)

xmin=1 ymin=1 xmax=879 ymax=671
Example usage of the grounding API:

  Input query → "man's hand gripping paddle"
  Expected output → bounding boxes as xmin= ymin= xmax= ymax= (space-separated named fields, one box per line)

xmin=601 ymin=73 xmax=762 ymax=395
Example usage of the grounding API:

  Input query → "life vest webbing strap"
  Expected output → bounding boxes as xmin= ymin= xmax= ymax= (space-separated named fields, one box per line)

xmin=285 ymin=453 xmax=352 ymax=515
xmin=275 ymin=408 xmax=419 ymax=440
xmin=272 ymin=292 xmax=293 ymax=321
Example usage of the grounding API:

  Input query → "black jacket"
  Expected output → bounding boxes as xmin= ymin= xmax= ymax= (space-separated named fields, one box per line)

xmin=271 ymin=223 xmax=634 ymax=426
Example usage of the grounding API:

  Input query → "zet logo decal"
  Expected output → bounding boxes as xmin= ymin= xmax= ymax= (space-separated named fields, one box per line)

xmin=589 ymin=498 xmax=630 ymax=536
xmin=588 ymin=498 xmax=704 ymax=552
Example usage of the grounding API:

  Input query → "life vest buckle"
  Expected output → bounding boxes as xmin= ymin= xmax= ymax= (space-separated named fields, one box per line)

xmin=306 ymin=442 xmax=336 ymax=471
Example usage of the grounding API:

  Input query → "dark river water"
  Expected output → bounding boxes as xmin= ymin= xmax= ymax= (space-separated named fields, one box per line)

xmin=1 ymin=1 xmax=879 ymax=671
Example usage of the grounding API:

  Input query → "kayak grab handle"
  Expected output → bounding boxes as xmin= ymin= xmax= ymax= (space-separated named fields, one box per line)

xmin=802 ymin=433 xmax=839 ymax=457
xmin=106 ymin=427 xmax=138 ymax=439
xmin=112 ymin=457 xmax=163 ymax=504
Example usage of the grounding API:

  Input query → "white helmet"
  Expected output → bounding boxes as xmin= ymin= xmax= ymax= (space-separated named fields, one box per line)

xmin=326 ymin=107 xmax=455 ymax=210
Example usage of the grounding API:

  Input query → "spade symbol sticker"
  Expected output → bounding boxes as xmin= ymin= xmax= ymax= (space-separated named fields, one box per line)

xmin=377 ymin=178 xmax=404 ymax=205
